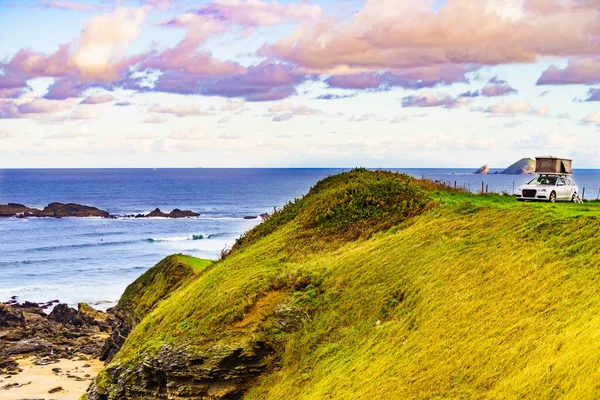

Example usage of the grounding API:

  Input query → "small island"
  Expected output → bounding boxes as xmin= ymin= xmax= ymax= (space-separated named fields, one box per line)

xmin=0 ymin=203 xmax=201 ymax=219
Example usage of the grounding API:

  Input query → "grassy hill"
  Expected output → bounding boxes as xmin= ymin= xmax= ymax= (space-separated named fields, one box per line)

xmin=87 ymin=169 xmax=600 ymax=399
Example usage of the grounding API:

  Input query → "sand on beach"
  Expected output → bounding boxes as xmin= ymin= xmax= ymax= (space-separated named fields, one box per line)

xmin=0 ymin=356 xmax=104 ymax=400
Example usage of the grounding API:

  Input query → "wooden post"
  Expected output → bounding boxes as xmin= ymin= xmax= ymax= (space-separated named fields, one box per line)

xmin=454 ymin=181 xmax=457 ymax=189
xmin=481 ymin=181 xmax=484 ymax=194
xmin=513 ymin=182 xmax=515 ymax=195
xmin=486 ymin=184 xmax=489 ymax=194
xmin=596 ymin=188 xmax=600 ymax=200
xmin=582 ymin=188 xmax=586 ymax=201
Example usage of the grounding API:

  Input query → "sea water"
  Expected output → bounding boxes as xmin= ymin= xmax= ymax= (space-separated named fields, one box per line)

xmin=1 ymin=168 xmax=599 ymax=308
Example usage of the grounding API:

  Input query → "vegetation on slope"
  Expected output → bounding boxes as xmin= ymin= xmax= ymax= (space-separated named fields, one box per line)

xmin=92 ymin=169 xmax=600 ymax=399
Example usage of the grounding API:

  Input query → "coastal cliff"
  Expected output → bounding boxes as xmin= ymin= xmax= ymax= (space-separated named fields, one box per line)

xmin=87 ymin=169 xmax=600 ymax=399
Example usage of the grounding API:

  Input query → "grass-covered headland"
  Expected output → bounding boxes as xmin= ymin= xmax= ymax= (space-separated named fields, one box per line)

xmin=88 ymin=169 xmax=600 ymax=399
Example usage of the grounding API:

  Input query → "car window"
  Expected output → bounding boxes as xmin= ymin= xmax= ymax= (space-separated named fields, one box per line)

xmin=558 ymin=178 xmax=566 ymax=186
xmin=528 ymin=176 xmax=558 ymax=185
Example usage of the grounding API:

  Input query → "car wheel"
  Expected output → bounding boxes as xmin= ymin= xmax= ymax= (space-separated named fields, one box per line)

xmin=572 ymin=193 xmax=577 ymax=202
xmin=550 ymin=191 xmax=557 ymax=203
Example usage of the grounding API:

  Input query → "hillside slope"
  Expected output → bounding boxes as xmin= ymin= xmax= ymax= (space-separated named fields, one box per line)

xmin=88 ymin=169 xmax=600 ymax=399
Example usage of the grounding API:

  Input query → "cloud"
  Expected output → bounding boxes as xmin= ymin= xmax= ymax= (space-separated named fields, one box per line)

xmin=261 ymin=0 xmax=600 ymax=73
xmin=402 ymin=92 xmax=470 ymax=108
xmin=486 ymin=100 xmax=532 ymax=114
xmin=70 ymin=105 xmax=99 ymax=119
xmin=584 ymin=88 xmax=600 ymax=102
xmin=142 ymin=114 xmax=168 ymax=124
xmin=193 ymin=0 xmax=322 ymax=27
xmin=81 ymin=94 xmax=115 ymax=104
xmin=143 ymin=0 xmax=173 ymax=11
xmin=316 ymin=93 xmax=356 ymax=100
xmin=198 ymin=62 xmax=302 ymax=101
xmin=485 ymin=100 xmax=549 ymax=116
xmin=17 ymin=98 xmax=74 ymax=114
xmin=390 ymin=114 xmax=406 ymax=123
xmin=0 ymin=98 xmax=74 ymax=118
xmin=269 ymin=103 xmax=319 ymax=121
xmin=537 ymin=57 xmax=600 ymax=85
xmin=2 ymin=7 xmax=149 ymax=84
xmin=40 ymin=1 xmax=107 ymax=11
xmin=584 ymin=110 xmax=600 ymax=124
xmin=325 ymin=65 xmax=474 ymax=90
xmin=72 ymin=7 xmax=149 ymax=81
xmin=148 ymin=105 xmax=210 ymax=117
xmin=481 ymin=83 xmax=518 ymax=96
xmin=357 ymin=113 xmax=376 ymax=122
xmin=221 ymin=100 xmax=245 ymax=111
xmin=44 ymin=78 xmax=91 ymax=100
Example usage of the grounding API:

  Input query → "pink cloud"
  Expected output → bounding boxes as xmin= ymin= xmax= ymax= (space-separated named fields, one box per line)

xmin=585 ymin=88 xmax=600 ymax=102
xmin=194 ymin=0 xmax=322 ymax=27
xmin=537 ymin=57 xmax=600 ymax=85
xmin=326 ymin=73 xmax=383 ymax=90
xmin=2 ymin=7 xmax=149 ymax=84
xmin=44 ymin=78 xmax=91 ymax=100
xmin=81 ymin=94 xmax=115 ymax=104
xmin=481 ymin=84 xmax=518 ymax=96
xmin=584 ymin=109 xmax=600 ymax=124
xmin=147 ymin=105 xmax=210 ymax=117
xmin=402 ymin=92 xmax=470 ymax=108
xmin=17 ymin=98 xmax=73 ymax=114
xmin=198 ymin=62 xmax=302 ymax=101
xmin=261 ymin=0 xmax=600 ymax=72
xmin=41 ymin=1 xmax=106 ymax=11
xmin=486 ymin=100 xmax=532 ymax=114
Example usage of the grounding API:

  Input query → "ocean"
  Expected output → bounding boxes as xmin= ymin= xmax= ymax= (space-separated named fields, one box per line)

xmin=1 ymin=168 xmax=599 ymax=309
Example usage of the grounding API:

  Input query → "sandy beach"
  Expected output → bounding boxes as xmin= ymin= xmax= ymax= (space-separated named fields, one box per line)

xmin=0 ymin=356 xmax=103 ymax=400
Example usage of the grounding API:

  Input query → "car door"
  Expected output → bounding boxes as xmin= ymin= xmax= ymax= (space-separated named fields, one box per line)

xmin=556 ymin=178 xmax=570 ymax=200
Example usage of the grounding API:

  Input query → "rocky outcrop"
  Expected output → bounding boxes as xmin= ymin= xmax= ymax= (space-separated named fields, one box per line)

xmin=474 ymin=165 xmax=490 ymax=175
xmin=0 ymin=304 xmax=25 ymax=328
xmin=136 ymin=208 xmax=200 ymax=218
xmin=0 ymin=300 xmax=116 ymax=376
xmin=0 ymin=202 xmax=110 ymax=218
xmin=500 ymin=158 xmax=536 ymax=175
xmin=88 ymin=341 xmax=275 ymax=400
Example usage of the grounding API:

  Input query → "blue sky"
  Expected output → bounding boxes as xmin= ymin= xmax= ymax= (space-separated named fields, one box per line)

xmin=0 ymin=0 xmax=599 ymax=168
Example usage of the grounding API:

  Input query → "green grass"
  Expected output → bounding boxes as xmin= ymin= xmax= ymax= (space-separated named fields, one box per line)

xmin=96 ymin=169 xmax=600 ymax=399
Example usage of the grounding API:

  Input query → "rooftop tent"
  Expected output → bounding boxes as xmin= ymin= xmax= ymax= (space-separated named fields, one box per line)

xmin=535 ymin=156 xmax=572 ymax=175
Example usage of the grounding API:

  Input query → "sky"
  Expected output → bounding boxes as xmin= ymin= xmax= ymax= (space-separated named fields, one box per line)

xmin=0 ymin=0 xmax=599 ymax=168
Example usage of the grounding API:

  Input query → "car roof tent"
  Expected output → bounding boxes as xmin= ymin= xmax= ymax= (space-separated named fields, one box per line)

xmin=535 ymin=156 xmax=572 ymax=175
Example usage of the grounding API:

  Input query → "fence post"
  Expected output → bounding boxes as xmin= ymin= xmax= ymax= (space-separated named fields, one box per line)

xmin=513 ymin=181 xmax=515 ymax=195
xmin=582 ymin=188 xmax=586 ymax=201
xmin=454 ymin=181 xmax=457 ymax=189
xmin=486 ymin=184 xmax=489 ymax=194
xmin=596 ymin=188 xmax=600 ymax=200
xmin=481 ymin=181 xmax=484 ymax=194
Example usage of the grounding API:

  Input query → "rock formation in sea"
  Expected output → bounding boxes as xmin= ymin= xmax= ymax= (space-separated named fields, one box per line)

xmin=500 ymin=158 xmax=536 ymax=175
xmin=136 ymin=208 xmax=200 ymax=218
xmin=474 ymin=165 xmax=490 ymax=174
xmin=0 ymin=203 xmax=110 ymax=218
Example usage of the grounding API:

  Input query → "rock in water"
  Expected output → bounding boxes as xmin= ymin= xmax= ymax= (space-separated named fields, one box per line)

xmin=168 ymin=209 xmax=200 ymax=218
xmin=474 ymin=165 xmax=490 ymax=175
xmin=501 ymin=158 xmax=536 ymax=175
xmin=0 ymin=202 xmax=110 ymax=218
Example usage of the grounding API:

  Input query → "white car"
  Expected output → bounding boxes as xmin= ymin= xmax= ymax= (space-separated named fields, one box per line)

xmin=516 ymin=175 xmax=579 ymax=202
